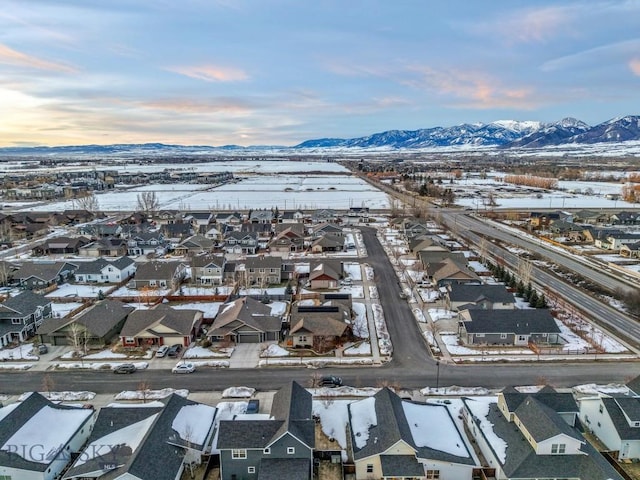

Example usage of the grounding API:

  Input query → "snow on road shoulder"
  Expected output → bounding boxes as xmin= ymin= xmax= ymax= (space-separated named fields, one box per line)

xmin=222 ymin=387 xmax=255 ymax=398
xmin=114 ymin=388 xmax=188 ymax=400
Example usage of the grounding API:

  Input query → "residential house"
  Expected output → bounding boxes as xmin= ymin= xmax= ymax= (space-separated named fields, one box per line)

xmin=76 ymin=222 xmax=122 ymax=238
xmin=462 ymin=388 xmax=623 ymax=480
xmin=310 ymin=234 xmax=344 ymax=253
xmin=31 ymin=236 xmax=90 ymax=256
xmin=130 ymin=260 xmax=187 ymax=290
xmin=119 ymin=304 xmax=203 ymax=347
xmin=610 ymin=211 xmax=640 ymax=225
xmin=408 ymin=235 xmax=442 ymax=254
xmin=160 ymin=222 xmax=192 ymax=243
xmin=417 ymin=249 xmax=466 ymax=270
xmin=190 ymin=254 xmax=226 ymax=286
xmin=346 ymin=206 xmax=370 ymax=223
xmin=307 ymin=261 xmax=342 ymax=289
xmin=78 ymin=237 xmax=128 ymax=257
xmin=279 ymin=209 xmax=305 ymax=223
xmin=12 ymin=261 xmax=78 ymax=290
xmin=579 ymin=395 xmax=640 ymax=460
xmin=457 ymin=309 xmax=561 ymax=346
xmin=126 ymin=231 xmax=167 ymax=256
xmin=528 ymin=211 xmax=561 ymax=229
xmin=73 ymin=256 xmax=136 ymax=284
xmin=241 ymin=223 xmax=273 ymax=249
xmin=595 ymin=232 xmax=640 ymax=250
xmin=621 ymin=241 xmax=640 ymax=258
xmin=208 ymin=296 xmax=282 ymax=344
xmin=63 ymin=394 xmax=217 ymax=480
xmin=173 ymin=234 xmax=215 ymax=256
xmin=269 ymin=226 xmax=305 ymax=255
xmin=403 ymin=221 xmax=432 ymax=239
xmin=200 ymin=224 xmax=227 ymax=244
xmin=548 ymin=220 xmax=584 ymax=237
xmin=430 ymin=258 xmax=479 ymax=287
xmin=217 ymin=381 xmax=314 ymax=480
xmin=445 ymin=284 xmax=516 ymax=311
xmin=243 ymin=255 xmax=283 ymax=286
xmin=249 ymin=209 xmax=274 ymax=224
xmin=0 ymin=290 xmax=52 ymax=347
xmin=214 ymin=212 xmax=243 ymax=226
xmin=0 ymin=392 xmax=95 ymax=480
xmin=188 ymin=211 xmax=213 ymax=230
xmin=224 ymin=231 xmax=259 ymax=255
xmin=348 ymin=388 xmax=477 ymax=480
xmin=310 ymin=222 xmax=343 ymax=239
xmin=573 ymin=210 xmax=609 ymax=225
xmin=288 ymin=294 xmax=352 ymax=351
xmin=62 ymin=209 xmax=97 ymax=224
xmin=37 ymin=300 xmax=134 ymax=347
xmin=311 ymin=209 xmax=338 ymax=224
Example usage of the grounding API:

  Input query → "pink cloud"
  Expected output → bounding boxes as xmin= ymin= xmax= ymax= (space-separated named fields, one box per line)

xmin=630 ymin=58 xmax=640 ymax=76
xmin=405 ymin=66 xmax=535 ymax=109
xmin=0 ymin=43 xmax=76 ymax=73
xmin=169 ymin=64 xmax=248 ymax=82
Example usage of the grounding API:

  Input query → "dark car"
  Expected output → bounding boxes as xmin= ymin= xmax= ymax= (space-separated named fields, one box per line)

xmin=37 ymin=344 xmax=49 ymax=355
xmin=320 ymin=375 xmax=343 ymax=388
xmin=167 ymin=344 xmax=183 ymax=357
xmin=113 ymin=363 xmax=136 ymax=374
xmin=246 ymin=399 xmax=260 ymax=414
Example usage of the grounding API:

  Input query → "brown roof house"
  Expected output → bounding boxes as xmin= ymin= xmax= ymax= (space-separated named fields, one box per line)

xmin=119 ymin=304 xmax=203 ymax=348
xmin=307 ymin=261 xmax=343 ymax=290
xmin=288 ymin=293 xmax=353 ymax=352
xmin=207 ymin=296 xmax=282 ymax=344
xmin=130 ymin=260 xmax=188 ymax=290
xmin=37 ymin=300 xmax=134 ymax=347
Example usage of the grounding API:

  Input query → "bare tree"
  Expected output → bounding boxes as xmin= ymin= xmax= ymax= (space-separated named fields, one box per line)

xmin=517 ymin=258 xmax=533 ymax=286
xmin=67 ymin=323 xmax=90 ymax=357
xmin=41 ymin=374 xmax=55 ymax=397
xmin=137 ymin=380 xmax=152 ymax=403
xmin=72 ymin=193 xmax=100 ymax=212
xmin=136 ymin=191 xmax=160 ymax=216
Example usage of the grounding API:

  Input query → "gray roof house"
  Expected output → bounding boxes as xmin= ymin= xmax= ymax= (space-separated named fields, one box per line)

xmin=0 ymin=290 xmax=52 ymax=347
xmin=190 ymin=253 xmax=226 ymax=286
xmin=579 ymin=395 xmax=640 ymax=461
xmin=0 ymin=392 xmax=95 ymax=480
xmin=217 ymin=381 xmax=314 ymax=480
xmin=458 ymin=309 xmax=561 ymax=346
xmin=445 ymin=283 xmax=516 ymax=311
xmin=208 ymin=296 xmax=282 ymax=344
xmin=37 ymin=300 xmax=134 ymax=347
xmin=243 ymin=255 xmax=283 ymax=286
xmin=73 ymin=256 xmax=136 ymax=284
xmin=224 ymin=231 xmax=258 ymax=255
xmin=462 ymin=388 xmax=623 ymax=480
xmin=12 ymin=261 xmax=77 ymax=291
xmin=288 ymin=294 xmax=352 ymax=352
xmin=119 ymin=304 xmax=203 ymax=348
xmin=130 ymin=260 xmax=188 ymax=290
xmin=348 ymin=387 xmax=477 ymax=479
xmin=78 ymin=237 xmax=128 ymax=257
xmin=63 ymin=393 xmax=217 ymax=480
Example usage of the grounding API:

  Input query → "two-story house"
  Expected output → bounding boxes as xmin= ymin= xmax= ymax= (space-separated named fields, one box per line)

xmin=224 ymin=231 xmax=259 ymax=255
xmin=73 ymin=256 xmax=137 ymax=284
xmin=0 ymin=290 xmax=52 ymax=347
xmin=130 ymin=260 xmax=187 ymax=290
xmin=243 ymin=255 xmax=283 ymax=286
xmin=190 ymin=253 xmax=226 ymax=286
xmin=127 ymin=232 xmax=167 ymax=256
xmin=217 ymin=381 xmax=315 ymax=480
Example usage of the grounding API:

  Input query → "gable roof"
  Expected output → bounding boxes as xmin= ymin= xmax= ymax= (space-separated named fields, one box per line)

xmin=514 ymin=397 xmax=582 ymax=442
xmin=120 ymin=304 xmax=201 ymax=337
xmin=209 ymin=296 xmax=281 ymax=336
xmin=461 ymin=309 xmax=560 ymax=335
xmin=0 ymin=291 xmax=51 ymax=319
xmin=134 ymin=261 xmax=184 ymax=281
xmin=12 ymin=261 xmax=77 ymax=282
xmin=38 ymin=300 xmax=134 ymax=337
xmin=447 ymin=284 xmax=515 ymax=304
xmin=601 ymin=397 xmax=640 ymax=440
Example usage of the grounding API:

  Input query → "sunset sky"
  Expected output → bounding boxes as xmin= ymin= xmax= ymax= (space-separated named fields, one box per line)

xmin=1 ymin=0 xmax=639 ymax=147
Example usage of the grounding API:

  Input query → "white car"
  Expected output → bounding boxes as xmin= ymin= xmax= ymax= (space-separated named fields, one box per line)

xmin=171 ymin=362 xmax=195 ymax=374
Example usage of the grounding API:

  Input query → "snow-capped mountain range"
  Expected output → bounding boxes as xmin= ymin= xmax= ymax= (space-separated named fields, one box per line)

xmin=1 ymin=115 xmax=639 ymax=156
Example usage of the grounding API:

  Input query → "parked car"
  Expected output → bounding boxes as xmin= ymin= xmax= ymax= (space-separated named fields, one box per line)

xmin=156 ymin=345 xmax=169 ymax=358
xmin=320 ymin=375 xmax=343 ymax=388
xmin=167 ymin=344 xmax=183 ymax=357
xmin=246 ymin=399 xmax=260 ymax=414
xmin=172 ymin=362 xmax=195 ymax=374
xmin=113 ymin=363 xmax=137 ymax=374
xmin=36 ymin=344 xmax=49 ymax=355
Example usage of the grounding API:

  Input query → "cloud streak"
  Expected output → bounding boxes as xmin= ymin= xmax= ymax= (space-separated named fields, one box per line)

xmin=630 ymin=58 xmax=640 ymax=76
xmin=0 ymin=43 xmax=76 ymax=73
xmin=168 ymin=64 xmax=249 ymax=82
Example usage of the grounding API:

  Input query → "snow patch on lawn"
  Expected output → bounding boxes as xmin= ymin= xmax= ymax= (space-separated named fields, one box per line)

xmin=114 ymin=388 xmax=189 ymax=401
xmin=222 ymin=387 xmax=256 ymax=398
xmin=172 ymin=404 xmax=217 ymax=445
xmin=313 ymin=399 xmax=352 ymax=448
xmin=261 ymin=344 xmax=290 ymax=357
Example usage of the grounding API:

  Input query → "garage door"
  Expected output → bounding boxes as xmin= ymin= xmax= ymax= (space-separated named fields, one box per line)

xmin=238 ymin=332 xmax=261 ymax=343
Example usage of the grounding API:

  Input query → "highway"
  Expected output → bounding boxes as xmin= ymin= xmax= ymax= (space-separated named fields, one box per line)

xmin=0 ymin=224 xmax=638 ymax=395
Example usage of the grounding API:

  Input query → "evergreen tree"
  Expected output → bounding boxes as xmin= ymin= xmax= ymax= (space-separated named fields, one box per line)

xmin=529 ymin=290 xmax=539 ymax=307
xmin=536 ymin=293 xmax=548 ymax=309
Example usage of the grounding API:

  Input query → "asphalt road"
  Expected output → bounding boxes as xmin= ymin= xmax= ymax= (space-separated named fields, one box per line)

xmin=445 ymin=213 xmax=640 ymax=346
xmin=0 ymin=222 xmax=638 ymax=394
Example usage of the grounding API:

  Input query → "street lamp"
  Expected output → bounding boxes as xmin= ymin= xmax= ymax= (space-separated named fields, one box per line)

xmin=435 ymin=360 xmax=440 ymax=392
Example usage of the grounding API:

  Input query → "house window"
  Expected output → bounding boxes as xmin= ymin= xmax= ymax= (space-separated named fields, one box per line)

xmin=599 ymin=404 xmax=603 ymax=414
xmin=476 ymin=333 xmax=485 ymax=338
xmin=298 ymin=336 xmax=307 ymax=342
xmin=248 ymin=466 xmax=255 ymax=474
xmin=500 ymin=333 xmax=507 ymax=339
xmin=287 ymin=447 xmax=295 ymax=455
xmin=11 ymin=318 xmax=21 ymax=324
xmin=551 ymin=443 xmax=566 ymax=454
xmin=263 ymin=448 xmax=271 ymax=454
xmin=426 ymin=471 xmax=441 ymax=479
xmin=231 ymin=449 xmax=247 ymax=459
xmin=125 ymin=337 xmax=135 ymax=345
xmin=366 ymin=465 xmax=373 ymax=473
xmin=518 ymin=335 xmax=527 ymax=342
